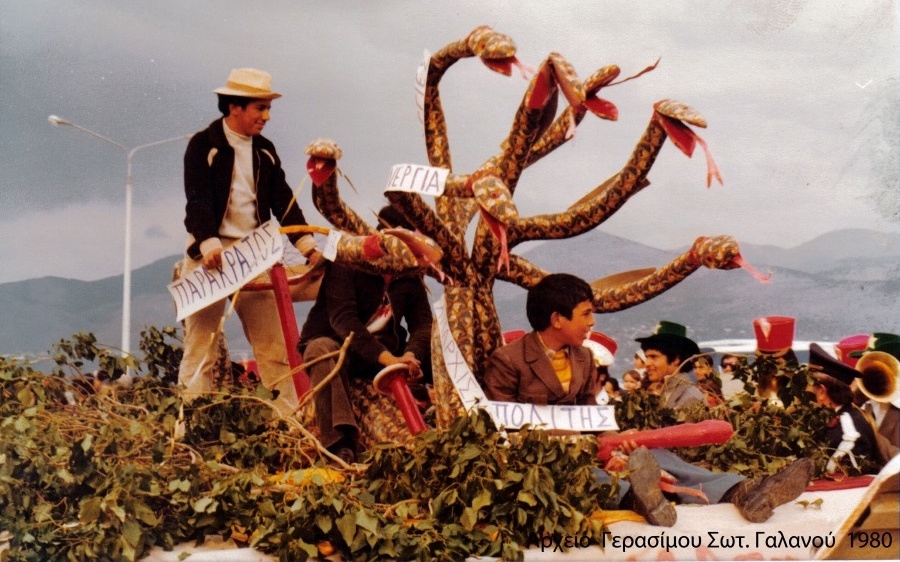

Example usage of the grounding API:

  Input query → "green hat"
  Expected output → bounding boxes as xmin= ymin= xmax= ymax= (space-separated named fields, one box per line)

xmin=849 ymin=332 xmax=900 ymax=359
xmin=635 ymin=320 xmax=701 ymax=359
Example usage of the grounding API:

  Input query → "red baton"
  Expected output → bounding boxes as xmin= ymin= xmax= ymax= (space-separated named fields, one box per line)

xmin=373 ymin=364 xmax=427 ymax=435
xmin=597 ymin=419 xmax=734 ymax=461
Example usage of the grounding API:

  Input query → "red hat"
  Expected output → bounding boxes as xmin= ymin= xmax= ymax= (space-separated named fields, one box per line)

xmin=502 ymin=329 xmax=526 ymax=345
xmin=753 ymin=316 xmax=795 ymax=354
xmin=835 ymin=334 xmax=869 ymax=368
xmin=584 ymin=331 xmax=617 ymax=367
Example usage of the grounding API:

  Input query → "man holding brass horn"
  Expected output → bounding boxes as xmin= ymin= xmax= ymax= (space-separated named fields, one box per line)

xmin=851 ymin=333 xmax=900 ymax=462
xmin=808 ymin=343 xmax=885 ymax=476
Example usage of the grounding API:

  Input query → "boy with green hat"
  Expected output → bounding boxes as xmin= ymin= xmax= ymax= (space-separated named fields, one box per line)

xmin=636 ymin=320 xmax=704 ymax=410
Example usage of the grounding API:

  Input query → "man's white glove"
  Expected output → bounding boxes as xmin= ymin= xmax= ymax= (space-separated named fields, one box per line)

xmin=826 ymin=412 xmax=860 ymax=473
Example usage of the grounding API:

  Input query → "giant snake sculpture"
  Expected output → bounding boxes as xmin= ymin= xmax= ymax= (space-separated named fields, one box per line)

xmin=301 ymin=26 xmax=766 ymax=437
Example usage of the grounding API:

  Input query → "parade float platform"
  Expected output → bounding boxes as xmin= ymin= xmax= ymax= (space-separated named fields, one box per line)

xmin=142 ymin=456 xmax=899 ymax=561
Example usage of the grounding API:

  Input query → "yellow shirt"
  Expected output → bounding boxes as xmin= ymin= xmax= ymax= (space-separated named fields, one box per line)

xmin=550 ymin=348 xmax=572 ymax=393
xmin=537 ymin=333 xmax=573 ymax=392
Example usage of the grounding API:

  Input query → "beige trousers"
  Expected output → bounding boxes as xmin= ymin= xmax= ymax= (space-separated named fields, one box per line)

xmin=177 ymin=253 xmax=299 ymax=417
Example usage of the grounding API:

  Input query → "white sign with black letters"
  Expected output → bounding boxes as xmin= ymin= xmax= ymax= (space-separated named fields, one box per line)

xmin=168 ymin=221 xmax=284 ymax=321
xmin=385 ymin=163 xmax=448 ymax=196
xmin=433 ymin=295 xmax=618 ymax=432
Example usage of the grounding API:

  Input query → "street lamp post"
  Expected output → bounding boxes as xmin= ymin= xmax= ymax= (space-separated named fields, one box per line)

xmin=48 ymin=115 xmax=190 ymax=364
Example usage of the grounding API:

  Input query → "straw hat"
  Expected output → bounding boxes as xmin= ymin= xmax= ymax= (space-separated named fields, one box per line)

xmin=213 ymin=68 xmax=281 ymax=100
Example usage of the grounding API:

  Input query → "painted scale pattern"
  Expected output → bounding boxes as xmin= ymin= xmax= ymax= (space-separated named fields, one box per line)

xmin=304 ymin=26 xmax=742 ymax=435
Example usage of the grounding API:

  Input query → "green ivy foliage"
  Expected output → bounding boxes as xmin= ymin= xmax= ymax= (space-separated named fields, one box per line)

xmin=0 ymin=330 xmax=877 ymax=561
xmin=2 ymin=330 xmax=613 ymax=562
xmin=613 ymin=360 xmax=875 ymax=477
xmin=248 ymin=411 xmax=619 ymax=561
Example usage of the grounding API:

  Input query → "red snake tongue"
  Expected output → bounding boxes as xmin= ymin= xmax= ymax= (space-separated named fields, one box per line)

xmin=306 ymin=157 xmax=336 ymax=186
xmin=479 ymin=209 xmax=510 ymax=273
xmin=731 ymin=254 xmax=772 ymax=283
xmin=608 ymin=58 xmax=660 ymax=88
xmin=511 ymin=58 xmax=534 ymax=80
xmin=495 ymin=226 xmax=510 ymax=274
xmin=656 ymin=115 xmax=723 ymax=188
xmin=658 ymin=478 xmax=710 ymax=504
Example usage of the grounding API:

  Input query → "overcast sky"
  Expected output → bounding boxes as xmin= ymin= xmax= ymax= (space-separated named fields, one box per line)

xmin=2 ymin=0 xmax=897 ymax=284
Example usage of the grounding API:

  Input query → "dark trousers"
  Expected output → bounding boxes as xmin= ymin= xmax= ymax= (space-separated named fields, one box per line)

xmin=304 ymin=336 xmax=381 ymax=450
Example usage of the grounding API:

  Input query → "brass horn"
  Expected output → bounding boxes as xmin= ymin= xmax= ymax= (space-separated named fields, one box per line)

xmin=855 ymin=351 xmax=900 ymax=404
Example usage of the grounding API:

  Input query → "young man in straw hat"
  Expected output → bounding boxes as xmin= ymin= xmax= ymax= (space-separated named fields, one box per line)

xmin=178 ymin=68 xmax=320 ymax=416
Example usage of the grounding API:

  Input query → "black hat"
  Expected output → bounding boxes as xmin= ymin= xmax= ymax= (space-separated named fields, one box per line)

xmin=376 ymin=205 xmax=415 ymax=231
xmin=635 ymin=320 xmax=700 ymax=360
xmin=808 ymin=342 xmax=858 ymax=386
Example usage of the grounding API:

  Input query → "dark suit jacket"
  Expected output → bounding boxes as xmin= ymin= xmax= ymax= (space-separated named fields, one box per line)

xmin=298 ymin=262 xmax=432 ymax=376
xmin=825 ymin=405 xmax=881 ymax=471
xmin=864 ymin=402 xmax=900 ymax=463
xmin=483 ymin=331 xmax=599 ymax=405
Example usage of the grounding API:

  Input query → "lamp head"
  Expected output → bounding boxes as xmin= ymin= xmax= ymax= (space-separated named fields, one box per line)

xmin=47 ymin=115 xmax=72 ymax=126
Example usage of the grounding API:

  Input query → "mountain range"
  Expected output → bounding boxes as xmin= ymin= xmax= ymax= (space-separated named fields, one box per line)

xmin=2 ymin=228 xmax=898 ymax=362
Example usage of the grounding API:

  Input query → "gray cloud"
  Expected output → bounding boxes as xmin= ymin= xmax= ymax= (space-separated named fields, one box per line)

xmin=1 ymin=0 xmax=897 ymax=283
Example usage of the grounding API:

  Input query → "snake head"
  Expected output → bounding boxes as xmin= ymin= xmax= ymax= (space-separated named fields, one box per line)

xmin=322 ymin=226 xmax=446 ymax=277
xmin=529 ymin=52 xmax=587 ymax=112
xmin=382 ymin=228 xmax=445 ymax=275
xmin=653 ymin=100 xmax=707 ymax=157
xmin=690 ymin=235 xmax=741 ymax=270
xmin=472 ymin=175 xmax=517 ymax=231
xmin=690 ymin=235 xmax=771 ymax=283
xmin=653 ymin=100 xmax=722 ymax=187
xmin=330 ymin=231 xmax=426 ymax=276
xmin=467 ymin=26 xmax=520 ymax=76
xmin=370 ymin=230 xmax=445 ymax=276
xmin=654 ymin=99 xmax=707 ymax=128
xmin=581 ymin=65 xmax=621 ymax=120
xmin=471 ymin=175 xmax=517 ymax=272
xmin=304 ymin=139 xmax=342 ymax=185
xmin=690 ymin=236 xmax=772 ymax=283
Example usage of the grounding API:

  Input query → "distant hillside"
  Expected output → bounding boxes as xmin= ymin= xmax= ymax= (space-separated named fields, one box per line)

xmin=720 ymin=229 xmax=900 ymax=280
xmin=493 ymin=229 xmax=900 ymax=349
xmin=1 ymin=228 xmax=898 ymax=359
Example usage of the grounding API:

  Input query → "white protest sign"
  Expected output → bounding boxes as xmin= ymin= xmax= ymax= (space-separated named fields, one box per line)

xmin=385 ymin=163 xmax=448 ymax=196
xmin=168 ymin=221 xmax=285 ymax=321
xmin=433 ymin=295 xmax=618 ymax=432
xmin=322 ymin=229 xmax=343 ymax=262
xmin=415 ymin=49 xmax=430 ymax=126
